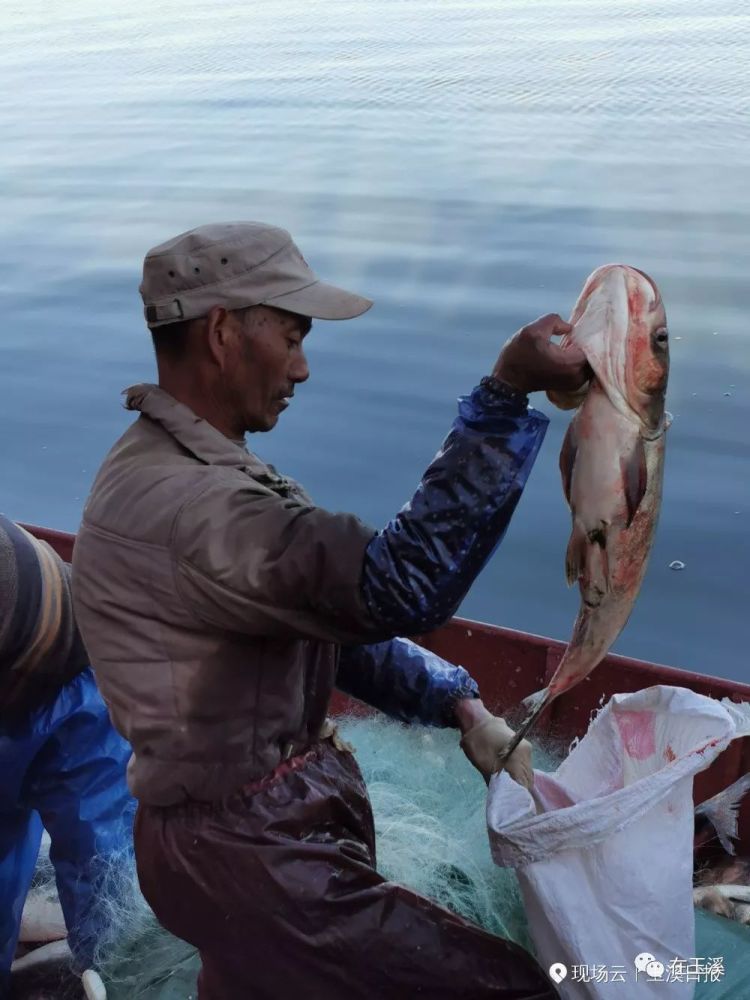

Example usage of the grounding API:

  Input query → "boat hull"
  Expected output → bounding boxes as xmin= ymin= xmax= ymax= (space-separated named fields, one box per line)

xmin=24 ymin=522 xmax=750 ymax=859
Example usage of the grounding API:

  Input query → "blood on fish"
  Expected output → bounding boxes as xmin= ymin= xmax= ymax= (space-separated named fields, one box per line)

xmin=497 ymin=264 xmax=670 ymax=775
xmin=627 ymin=284 xmax=644 ymax=317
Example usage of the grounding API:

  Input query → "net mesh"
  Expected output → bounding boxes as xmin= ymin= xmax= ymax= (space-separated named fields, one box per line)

xmin=24 ymin=714 xmax=750 ymax=999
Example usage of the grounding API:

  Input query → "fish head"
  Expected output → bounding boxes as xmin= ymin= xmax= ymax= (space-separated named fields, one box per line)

xmin=553 ymin=264 xmax=669 ymax=434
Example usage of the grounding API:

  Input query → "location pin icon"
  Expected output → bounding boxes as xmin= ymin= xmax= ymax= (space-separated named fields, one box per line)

xmin=549 ymin=963 xmax=568 ymax=984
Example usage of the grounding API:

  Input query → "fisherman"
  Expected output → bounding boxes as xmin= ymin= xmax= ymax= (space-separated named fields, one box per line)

xmin=0 ymin=515 xmax=135 ymax=995
xmin=72 ymin=221 xmax=588 ymax=1000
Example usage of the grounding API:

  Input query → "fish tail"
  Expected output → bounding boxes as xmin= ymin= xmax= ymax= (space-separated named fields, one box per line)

xmin=521 ymin=686 xmax=549 ymax=717
xmin=695 ymin=773 xmax=750 ymax=856
xmin=496 ymin=687 xmax=551 ymax=775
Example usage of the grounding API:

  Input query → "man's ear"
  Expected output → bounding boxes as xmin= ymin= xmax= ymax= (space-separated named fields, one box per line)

xmin=205 ymin=306 xmax=230 ymax=368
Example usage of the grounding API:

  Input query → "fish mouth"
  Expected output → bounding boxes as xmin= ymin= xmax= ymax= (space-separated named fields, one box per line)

xmin=569 ymin=263 xmax=622 ymax=325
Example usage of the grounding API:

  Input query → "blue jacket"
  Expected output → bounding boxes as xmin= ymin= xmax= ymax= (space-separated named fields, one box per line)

xmin=340 ymin=384 xmax=548 ymax=725
xmin=0 ymin=670 xmax=134 ymax=985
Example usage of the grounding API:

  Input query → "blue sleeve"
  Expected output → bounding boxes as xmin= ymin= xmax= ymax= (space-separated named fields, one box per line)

xmin=23 ymin=669 xmax=135 ymax=972
xmin=0 ymin=811 xmax=43 ymax=983
xmin=361 ymin=384 xmax=548 ymax=635
xmin=337 ymin=637 xmax=479 ymax=727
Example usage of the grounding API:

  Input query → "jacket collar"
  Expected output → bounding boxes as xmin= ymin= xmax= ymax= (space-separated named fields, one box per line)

xmin=123 ymin=383 xmax=297 ymax=496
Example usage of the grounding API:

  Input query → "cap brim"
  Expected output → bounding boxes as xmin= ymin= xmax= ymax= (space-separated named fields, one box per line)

xmin=263 ymin=280 xmax=373 ymax=320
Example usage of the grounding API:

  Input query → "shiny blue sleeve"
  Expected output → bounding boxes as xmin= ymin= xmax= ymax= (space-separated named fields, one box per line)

xmin=337 ymin=637 xmax=479 ymax=727
xmin=23 ymin=669 xmax=135 ymax=972
xmin=361 ymin=384 xmax=548 ymax=634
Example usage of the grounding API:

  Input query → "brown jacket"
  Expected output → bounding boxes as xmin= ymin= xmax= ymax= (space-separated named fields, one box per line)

xmin=72 ymin=384 xmax=385 ymax=805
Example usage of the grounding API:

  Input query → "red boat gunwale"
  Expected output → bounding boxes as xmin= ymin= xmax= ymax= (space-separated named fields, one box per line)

xmin=25 ymin=522 xmax=750 ymax=858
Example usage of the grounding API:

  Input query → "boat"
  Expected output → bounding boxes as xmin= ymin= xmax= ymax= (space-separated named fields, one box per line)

xmin=23 ymin=522 xmax=750 ymax=863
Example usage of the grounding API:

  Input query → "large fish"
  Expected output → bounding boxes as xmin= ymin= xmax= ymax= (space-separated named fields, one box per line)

xmin=497 ymin=264 xmax=670 ymax=773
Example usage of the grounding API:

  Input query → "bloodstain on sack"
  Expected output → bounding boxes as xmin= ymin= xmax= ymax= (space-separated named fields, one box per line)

xmin=615 ymin=710 xmax=656 ymax=759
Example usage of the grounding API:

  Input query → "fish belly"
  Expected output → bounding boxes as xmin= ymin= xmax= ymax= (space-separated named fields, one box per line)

xmin=19 ymin=894 xmax=67 ymax=943
xmin=551 ymin=391 xmax=660 ymax=697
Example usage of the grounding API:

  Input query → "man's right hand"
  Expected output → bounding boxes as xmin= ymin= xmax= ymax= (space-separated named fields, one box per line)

xmin=459 ymin=713 xmax=534 ymax=790
xmin=491 ymin=313 xmax=590 ymax=394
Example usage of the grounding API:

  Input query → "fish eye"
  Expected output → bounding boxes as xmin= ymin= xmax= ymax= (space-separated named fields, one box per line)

xmin=653 ymin=327 xmax=669 ymax=347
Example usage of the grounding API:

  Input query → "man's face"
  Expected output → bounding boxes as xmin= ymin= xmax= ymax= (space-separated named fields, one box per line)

xmin=225 ymin=306 xmax=311 ymax=433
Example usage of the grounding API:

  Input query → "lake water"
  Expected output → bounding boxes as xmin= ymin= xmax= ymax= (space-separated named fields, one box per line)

xmin=1 ymin=0 xmax=748 ymax=679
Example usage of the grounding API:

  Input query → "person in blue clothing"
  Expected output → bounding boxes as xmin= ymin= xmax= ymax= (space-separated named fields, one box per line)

xmin=0 ymin=514 xmax=135 ymax=995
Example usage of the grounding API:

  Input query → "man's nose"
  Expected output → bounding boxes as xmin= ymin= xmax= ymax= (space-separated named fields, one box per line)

xmin=290 ymin=350 xmax=310 ymax=383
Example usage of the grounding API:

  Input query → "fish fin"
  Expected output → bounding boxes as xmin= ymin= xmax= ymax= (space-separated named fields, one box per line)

xmin=559 ymin=421 xmax=578 ymax=506
xmin=547 ymin=382 xmax=590 ymax=411
xmin=582 ymin=525 xmax=610 ymax=602
xmin=695 ymin=773 xmax=750 ymax=856
xmin=567 ymin=522 xmax=610 ymax=599
xmin=621 ymin=437 xmax=648 ymax=527
xmin=565 ymin=521 xmax=587 ymax=587
xmin=693 ymin=887 xmax=737 ymax=920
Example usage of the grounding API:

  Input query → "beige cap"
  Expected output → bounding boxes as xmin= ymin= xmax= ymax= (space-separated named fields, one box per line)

xmin=139 ymin=221 xmax=373 ymax=329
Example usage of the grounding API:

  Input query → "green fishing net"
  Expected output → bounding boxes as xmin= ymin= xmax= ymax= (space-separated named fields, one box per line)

xmin=339 ymin=716 xmax=562 ymax=949
xmin=30 ymin=715 xmax=750 ymax=998
xmin=90 ymin=717 xmax=561 ymax=999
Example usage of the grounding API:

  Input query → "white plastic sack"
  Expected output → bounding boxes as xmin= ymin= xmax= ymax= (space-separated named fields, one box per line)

xmin=487 ymin=686 xmax=750 ymax=999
